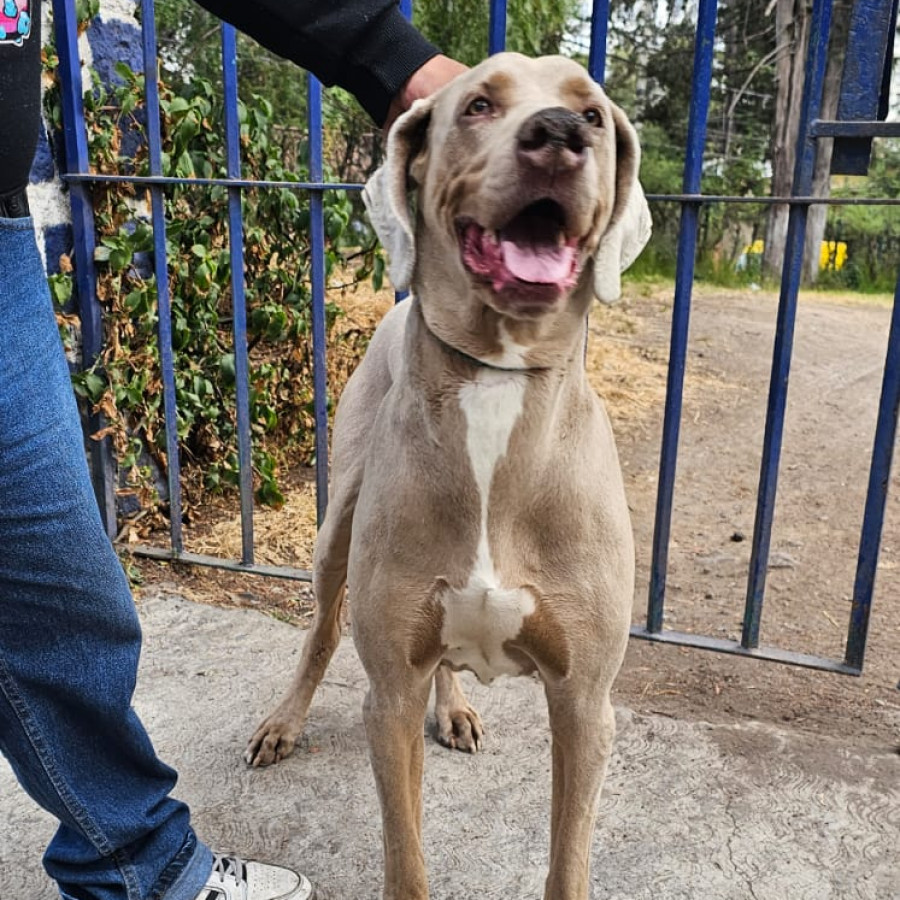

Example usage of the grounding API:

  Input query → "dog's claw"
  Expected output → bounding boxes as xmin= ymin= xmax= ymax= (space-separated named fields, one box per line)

xmin=244 ymin=720 xmax=300 ymax=767
xmin=436 ymin=705 xmax=484 ymax=754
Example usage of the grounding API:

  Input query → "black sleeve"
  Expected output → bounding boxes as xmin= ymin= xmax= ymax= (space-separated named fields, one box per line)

xmin=192 ymin=0 xmax=440 ymax=125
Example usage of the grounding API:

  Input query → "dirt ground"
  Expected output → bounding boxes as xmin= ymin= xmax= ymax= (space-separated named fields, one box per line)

xmin=131 ymin=282 xmax=900 ymax=754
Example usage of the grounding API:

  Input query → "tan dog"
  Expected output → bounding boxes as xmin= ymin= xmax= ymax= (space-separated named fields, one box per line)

xmin=245 ymin=52 xmax=651 ymax=899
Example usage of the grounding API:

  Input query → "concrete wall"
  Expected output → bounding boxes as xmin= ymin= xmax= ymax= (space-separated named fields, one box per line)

xmin=31 ymin=0 xmax=142 ymax=277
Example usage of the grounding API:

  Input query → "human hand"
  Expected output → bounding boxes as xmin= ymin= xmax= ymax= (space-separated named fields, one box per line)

xmin=383 ymin=55 xmax=468 ymax=132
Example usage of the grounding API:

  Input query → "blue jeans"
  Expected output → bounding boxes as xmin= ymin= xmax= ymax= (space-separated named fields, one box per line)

xmin=0 ymin=216 xmax=213 ymax=900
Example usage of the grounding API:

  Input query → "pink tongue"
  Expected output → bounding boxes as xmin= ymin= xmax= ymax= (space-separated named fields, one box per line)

xmin=500 ymin=239 xmax=574 ymax=284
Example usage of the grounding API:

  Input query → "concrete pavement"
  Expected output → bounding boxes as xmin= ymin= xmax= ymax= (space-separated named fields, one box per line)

xmin=3 ymin=592 xmax=897 ymax=899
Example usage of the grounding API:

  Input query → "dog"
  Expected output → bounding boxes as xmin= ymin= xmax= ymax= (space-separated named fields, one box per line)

xmin=244 ymin=52 xmax=651 ymax=900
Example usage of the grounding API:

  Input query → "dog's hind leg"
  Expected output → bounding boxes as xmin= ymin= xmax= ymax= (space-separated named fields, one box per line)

xmin=433 ymin=663 xmax=483 ymax=753
xmin=543 ymin=685 xmax=617 ymax=900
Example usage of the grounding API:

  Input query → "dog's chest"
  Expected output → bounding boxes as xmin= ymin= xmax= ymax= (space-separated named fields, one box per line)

xmin=437 ymin=372 xmax=534 ymax=684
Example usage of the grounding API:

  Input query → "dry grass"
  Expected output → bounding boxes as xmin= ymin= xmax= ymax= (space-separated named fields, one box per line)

xmin=586 ymin=299 xmax=669 ymax=434
xmin=188 ymin=480 xmax=319 ymax=567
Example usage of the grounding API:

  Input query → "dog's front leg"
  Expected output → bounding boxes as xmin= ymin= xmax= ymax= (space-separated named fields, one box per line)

xmin=244 ymin=341 xmax=385 ymax=767
xmin=543 ymin=684 xmax=617 ymax=900
xmin=243 ymin=486 xmax=355 ymax=767
xmin=363 ymin=673 xmax=433 ymax=900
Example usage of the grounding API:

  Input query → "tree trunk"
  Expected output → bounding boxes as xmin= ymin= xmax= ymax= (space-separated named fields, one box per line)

xmin=764 ymin=0 xmax=810 ymax=280
xmin=803 ymin=4 xmax=849 ymax=283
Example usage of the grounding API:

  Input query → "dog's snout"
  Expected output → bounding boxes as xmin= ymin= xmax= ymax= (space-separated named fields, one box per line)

xmin=516 ymin=107 xmax=588 ymax=173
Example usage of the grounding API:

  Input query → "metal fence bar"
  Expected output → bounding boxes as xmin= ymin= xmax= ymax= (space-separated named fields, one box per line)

xmin=743 ymin=0 xmax=835 ymax=649
xmin=642 ymin=194 xmax=900 ymax=206
xmin=814 ymin=120 xmax=900 ymax=138
xmin=222 ymin=24 xmax=255 ymax=565
xmin=308 ymin=76 xmax=330 ymax=526
xmin=845 ymin=274 xmax=900 ymax=670
xmin=489 ymin=0 xmax=507 ymax=54
xmin=393 ymin=0 xmax=413 ymax=305
xmin=133 ymin=544 xmax=311 ymax=581
xmin=141 ymin=0 xmax=184 ymax=553
xmin=62 ymin=174 xmax=363 ymax=192
xmin=830 ymin=0 xmax=897 ymax=173
xmin=629 ymin=627 xmax=860 ymax=675
xmin=51 ymin=0 xmax=117 ymax=539
xmin=58 ymin=173 xmax=900 ymax=206
xmin=645 ymin=0 xmax=719 ymax=633
xmin=588 ymin=0 xmax=611 ymax=84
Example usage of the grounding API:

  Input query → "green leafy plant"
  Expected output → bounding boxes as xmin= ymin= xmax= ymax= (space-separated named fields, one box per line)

xmin=44 ymin=51 xmax=379 ymax=528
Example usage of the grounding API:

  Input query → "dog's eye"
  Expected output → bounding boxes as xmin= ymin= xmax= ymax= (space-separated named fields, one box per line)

xmin=582 ymin=107 xmax=603 ymax=127
xmin=465 ymin=96 xmax=493 ymax=117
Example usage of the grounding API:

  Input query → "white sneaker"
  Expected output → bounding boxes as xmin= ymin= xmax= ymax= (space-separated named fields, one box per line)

xmin=194 ymin=853 xmax=314 ymax=900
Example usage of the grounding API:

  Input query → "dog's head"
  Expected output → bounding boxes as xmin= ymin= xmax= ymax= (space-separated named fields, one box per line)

xmin=364 ymin=53 xmax=651 ymax=355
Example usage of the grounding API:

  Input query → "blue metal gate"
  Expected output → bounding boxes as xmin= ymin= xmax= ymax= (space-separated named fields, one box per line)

xmin=52 ymin=0 xmax=899 ymax=676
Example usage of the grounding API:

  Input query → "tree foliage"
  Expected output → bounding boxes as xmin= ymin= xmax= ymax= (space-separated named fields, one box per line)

xmin=143 ymin=0 xmax=897 ymax=289
xmin=153 ymin=0 xmax=309 ymax=129
xmin=413 ymin=0 xmax=580 ymax=65
xmin=823 ymin=141 xmax=900 ymax=292
xmin=606 ymin=0 xmax=779 ymax=275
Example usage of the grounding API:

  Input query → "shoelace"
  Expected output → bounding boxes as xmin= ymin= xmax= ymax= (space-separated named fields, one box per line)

xmin=210 ymin=853 xmax=248 ymax=885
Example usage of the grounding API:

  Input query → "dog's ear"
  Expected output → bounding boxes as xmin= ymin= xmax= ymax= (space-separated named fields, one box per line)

xmin=593 ymin=104 xmax=652 ymax=304
xmin=362 ymin=97 xmax=434 ymax=292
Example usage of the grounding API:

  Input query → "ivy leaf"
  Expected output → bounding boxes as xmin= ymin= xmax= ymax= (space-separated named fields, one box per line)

xmin=373 ymin=254 xmax=385 ymax=293
xmin=109 ymin=248 xmax=133 ymax=272
xmin=82 ymin=371 xmax=106 ymax=401
xmin=168 ymin=97 xmax=190 ymax=115
xmin=49 ymin=275 xmax=74 ymax=305
xmin=219 ymin=353 xmax=236 ymax=387
xmin=175 ymin=150 xmax=195 ymax=178
xmin=255 ymin=478 xmax=285 ymax=509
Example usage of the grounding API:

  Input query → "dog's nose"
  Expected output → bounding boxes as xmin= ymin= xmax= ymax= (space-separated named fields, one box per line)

xmin=516 ymin=108 xmax=588 ymax=173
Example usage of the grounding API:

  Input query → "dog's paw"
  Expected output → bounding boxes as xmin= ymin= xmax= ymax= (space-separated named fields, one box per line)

xmin=435 ymin=704 xmax=484 ymax=754
xmin=243 ymin=718 xmax=301 ymax=767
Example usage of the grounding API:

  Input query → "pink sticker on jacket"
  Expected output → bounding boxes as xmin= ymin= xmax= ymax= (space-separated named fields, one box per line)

xmin=0 ymin=0 xmax=31 ymax=46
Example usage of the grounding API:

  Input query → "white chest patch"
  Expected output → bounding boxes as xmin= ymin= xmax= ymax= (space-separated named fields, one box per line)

xmin=439 ymin=371 xmax=533 ymax=684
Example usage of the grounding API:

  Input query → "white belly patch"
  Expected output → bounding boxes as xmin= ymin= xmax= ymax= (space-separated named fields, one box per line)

xmin=438 ymin=581 xmax=536 ymax=684
xmin=439 ymin=371 xmax=530 ymax=684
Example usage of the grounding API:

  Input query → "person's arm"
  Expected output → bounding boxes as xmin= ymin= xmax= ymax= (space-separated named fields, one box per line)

xmin=192 ymin=0 xmax=446 ymax=125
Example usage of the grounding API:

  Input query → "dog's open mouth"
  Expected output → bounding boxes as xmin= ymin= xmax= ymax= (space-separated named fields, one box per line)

xmin=458 ymin=199 xmax=580 ymax=298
